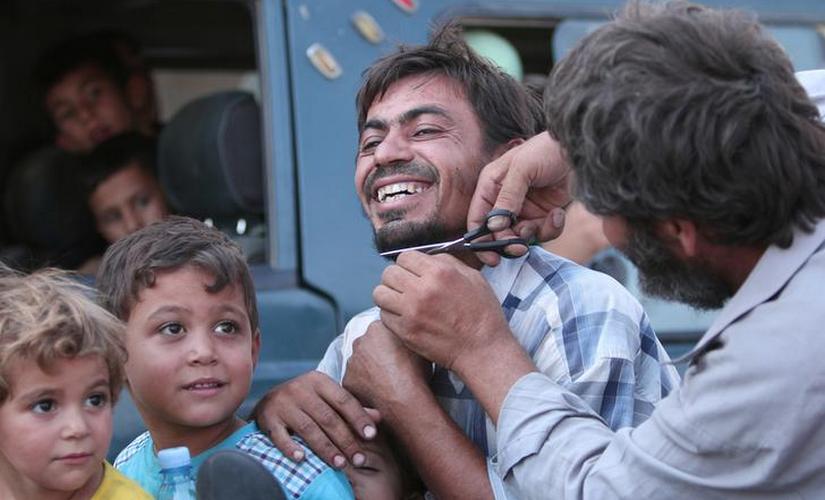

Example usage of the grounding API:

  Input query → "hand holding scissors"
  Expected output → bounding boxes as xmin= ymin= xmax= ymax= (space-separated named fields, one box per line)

xmin=379 ymin=208 xmax=530 ymax=259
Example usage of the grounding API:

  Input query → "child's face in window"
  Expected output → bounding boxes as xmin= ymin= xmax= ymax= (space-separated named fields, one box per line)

xmin=0 ymin=354 xmax=112 ymax=497
xmin=344 ymin=435 xmax=405 ymax=500
xmin=46 ymin=63 xmax=136 ymax=153
xmin=89 ymin=161 xmax=169 ymax=244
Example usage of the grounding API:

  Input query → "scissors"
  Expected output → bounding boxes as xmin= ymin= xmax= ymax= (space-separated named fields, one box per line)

xmin=379 ymin=208 xmax=530 ymax=258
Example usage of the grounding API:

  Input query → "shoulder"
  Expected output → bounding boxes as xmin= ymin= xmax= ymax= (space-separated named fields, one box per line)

xmin=113 ymin=431 xmax=152 ymax=470
xmin=507 ymin=248 xmax=651 ymax=359
xmin=236 ymin=432 xmax=349 ymax=498
xmin=524 ymin=247 xmax=643 ymax=315
xmin=343 ymin=307 xmax=380 ymax=333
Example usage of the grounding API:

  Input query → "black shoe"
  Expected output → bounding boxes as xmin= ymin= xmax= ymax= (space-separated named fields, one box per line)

xmin=196 ymin=450 xmax=286 ymax=500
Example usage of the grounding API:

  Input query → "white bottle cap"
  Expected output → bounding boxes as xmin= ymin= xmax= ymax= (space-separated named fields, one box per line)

xmin=158 ymin=446 xmax=191 ymax=470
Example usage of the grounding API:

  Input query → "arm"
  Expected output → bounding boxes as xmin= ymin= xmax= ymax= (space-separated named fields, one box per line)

xmin=342 ymin=321 xmax=494 ymax=500
xmin=253 ymin=335 xmax=379 ymax=468
xmin=375 ymin=250 xmax=792 ymax=498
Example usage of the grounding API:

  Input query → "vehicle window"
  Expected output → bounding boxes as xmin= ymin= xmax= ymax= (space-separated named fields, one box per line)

xmin=0 ymin=0 xmax=266 ymax=272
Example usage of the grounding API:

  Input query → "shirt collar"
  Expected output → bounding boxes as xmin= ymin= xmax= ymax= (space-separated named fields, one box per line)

xmin=676 ymin=219 xmax=825 ymax=363
xmin=481 ymin=251 xmax=530 ymax=304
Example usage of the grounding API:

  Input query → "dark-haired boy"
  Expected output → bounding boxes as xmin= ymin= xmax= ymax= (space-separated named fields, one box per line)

xmin=97 ymin=216 xmax=353 ymax=499
xmin=36 ymin=35 xmax=156 ymax=153
xmin=81 ymin=132 xmax=169 ymax=244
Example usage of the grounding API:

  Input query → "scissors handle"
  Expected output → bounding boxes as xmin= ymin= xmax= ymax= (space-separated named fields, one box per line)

xmin=462 ymin=208 xmax=517 ymax=241
xmin=467 ymin=238 xmax=529 ymax=258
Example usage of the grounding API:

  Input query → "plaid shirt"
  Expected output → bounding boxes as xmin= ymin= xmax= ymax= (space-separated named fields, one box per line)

xmin=114 ymin=423 xmax=352 ymax=499
xmin=318 ymin=247 xmax=680 ymax=456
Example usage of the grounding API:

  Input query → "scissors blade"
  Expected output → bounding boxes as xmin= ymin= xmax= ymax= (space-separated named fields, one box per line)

xmin=379 ymin=240 xmax=458 ymax=257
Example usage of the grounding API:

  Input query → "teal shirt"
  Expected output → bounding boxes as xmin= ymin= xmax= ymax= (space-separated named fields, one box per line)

xmin=114 ymin=422 xmax=353 ymax=499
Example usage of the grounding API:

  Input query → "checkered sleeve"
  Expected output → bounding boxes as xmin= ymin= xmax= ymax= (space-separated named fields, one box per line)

xmin=236 ymin=431 xmax=351 ymax=499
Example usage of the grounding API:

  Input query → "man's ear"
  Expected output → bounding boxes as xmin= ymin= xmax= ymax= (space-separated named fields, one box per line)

xmin=490 ymin=138 xmax=525 ymax=160
xmin=654 ymin=219 xmax=700 ymax=258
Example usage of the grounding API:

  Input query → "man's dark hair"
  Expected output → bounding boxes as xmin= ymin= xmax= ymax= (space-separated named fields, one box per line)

xmin=356 ymin=22 xmax=543 ymax=152
xmin=96 ymin=216 xmax=259 ymax=332
xmin=546 ymin=1 xmax=825 ymax=248
xmin=34 ymin=34 xmax=130 ymax=105
xmin=80 ymin=132 xmax=157 ymax=201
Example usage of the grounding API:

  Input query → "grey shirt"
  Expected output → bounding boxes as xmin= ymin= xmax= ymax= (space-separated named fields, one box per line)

xmin=494 ymin=218 xmax=825 ymax=499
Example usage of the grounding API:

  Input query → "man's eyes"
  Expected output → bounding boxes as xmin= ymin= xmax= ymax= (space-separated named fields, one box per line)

xmin=360 ymin=137 xmax=382 ymax=153
xmin=413 ymin=126 xmax=440 ymax=137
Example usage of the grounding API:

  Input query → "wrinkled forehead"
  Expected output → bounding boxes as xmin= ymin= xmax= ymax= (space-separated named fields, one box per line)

xmin=362 ymin=73 xmax=471 ymax=128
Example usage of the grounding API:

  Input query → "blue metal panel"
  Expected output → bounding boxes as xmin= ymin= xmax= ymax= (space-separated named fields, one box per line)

xmin=285 ymin=0 xmax=456 ymax=320
xmin=283 ymin=0 xmax=825 ymax=324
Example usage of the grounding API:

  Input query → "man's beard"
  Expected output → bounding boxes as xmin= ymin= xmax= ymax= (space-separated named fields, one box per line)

xmin=373 ymin=216 xmax=459 ymax=260
xmin=621 ymin=222 xmax=732 ymax=310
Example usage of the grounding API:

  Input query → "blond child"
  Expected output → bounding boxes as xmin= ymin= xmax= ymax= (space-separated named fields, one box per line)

xmin=0 ymin=267 xmax=150 ymax=499
xmin=96 ymin=216 xmax=352 ymax=498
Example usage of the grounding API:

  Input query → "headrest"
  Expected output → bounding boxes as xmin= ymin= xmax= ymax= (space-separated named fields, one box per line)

xmin=3 ymin=146 xmax=103 ymax=267
xmin=158 ymin=91 xmax=264 ymax=218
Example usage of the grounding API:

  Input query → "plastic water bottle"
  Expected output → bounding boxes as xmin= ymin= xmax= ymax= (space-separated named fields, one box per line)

xmin=157 ymin=446 xmax=196 ymax=500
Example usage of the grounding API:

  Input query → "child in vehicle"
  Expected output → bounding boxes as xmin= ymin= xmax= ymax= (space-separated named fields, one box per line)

xmin=96 ymin=216 xmax=353 ymax=498
xmin=35 ymin=34 xmax=156 ymax=153
xmin=0 ymin=266 xmax=150 ymax=499
xmin=80 ymin=132 xmax=169 ymax=245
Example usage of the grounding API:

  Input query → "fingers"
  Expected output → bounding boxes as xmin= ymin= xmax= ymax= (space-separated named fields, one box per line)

xmin=316 ymin=377 xmax=379 ymax=446
xmin=380 ymin=260 xmax=420 ymax=293
xmin=514 ymin=208 xmax=566 ymax=243
xmin=265 ymin=414 xmax=309 ymax=463
xmin=363 ymin=407 xmax=382 ymax=425
xmin=255 ymin=372 xmax=377 ymax=468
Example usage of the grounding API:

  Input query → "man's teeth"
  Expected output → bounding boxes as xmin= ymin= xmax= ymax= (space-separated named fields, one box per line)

xmin=376 ymin=183 xmax=426 ymax=203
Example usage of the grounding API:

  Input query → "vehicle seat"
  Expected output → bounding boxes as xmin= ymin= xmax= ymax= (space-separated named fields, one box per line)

xmin=157 ymin=90 xmax=266 ymax=262
xmin=2 ymin=146 xmax=104 ymax=270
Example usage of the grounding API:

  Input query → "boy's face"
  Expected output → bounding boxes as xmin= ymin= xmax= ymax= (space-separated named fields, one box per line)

xmin=0 ymin=355 xmax=112 ymax=495
xmin=89 ymin=161 xmax=170 ymax=244
xmin=124 ymin=266 xmax=260 ymax=436
xmin=344 ymin=436 xmax=404 ymax=500
xmin=46 ymin=63 xmax=136 ymax=153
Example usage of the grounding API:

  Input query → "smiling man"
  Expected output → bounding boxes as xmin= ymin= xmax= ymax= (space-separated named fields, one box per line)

xmin=375 ymin=4 xmax=825 ymax=499
xmin=256 ymin=24 xmax=679 ymax=498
